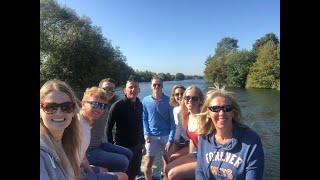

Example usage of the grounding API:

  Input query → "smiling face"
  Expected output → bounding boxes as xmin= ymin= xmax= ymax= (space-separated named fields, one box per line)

xmin=40 ymin=90 xmax=74 ymax=139
xmin=81 ymin=95 xmax=106 ymax=125
xmin=183 ymin=88 xmax=202 ymax=113
xmin=174 ymin=87 xmax=185 ymax=105
xmin=208 ymin=96 xmax=234 ymax=131
xmin=124 ymin=81 xmax=140 ymax=100
xmin=101 ymin=81 xmax=116 ymax=101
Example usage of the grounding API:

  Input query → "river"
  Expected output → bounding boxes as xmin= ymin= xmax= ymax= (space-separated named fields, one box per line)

xmin=115 ymin=79 xmax=280 ymax=180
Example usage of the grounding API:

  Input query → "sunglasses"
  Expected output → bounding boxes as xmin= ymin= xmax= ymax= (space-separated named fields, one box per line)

xmin=208 ymin=105 xmax=233 ymax=112
xmin=174 ymin=93 xmax=184 ymax=97
xmin=41 ymin=102 xmax=75 ymax=114
xmin=152 ymin=83 xmax=162 ymax=87
xmin=184 ymin=96 xmax=200 ymax=102
xmin=85 ymin=101 xmax=107 ymax=110
xmin=103 ymin=87 xmax=115 ymax=93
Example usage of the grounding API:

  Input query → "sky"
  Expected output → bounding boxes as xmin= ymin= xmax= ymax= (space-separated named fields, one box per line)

xmin=55 ymin=0 xmax=279 ymax=76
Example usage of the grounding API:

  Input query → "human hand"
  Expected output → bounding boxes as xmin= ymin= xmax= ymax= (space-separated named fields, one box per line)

xmin=145 ymin=136 xmax=151 ymax=143
xmin=164 ymin=141 xmax=172 ymax=153
xmin=142 ymin=145 xmax=146 ymax=155
xmin=99 ymin=167 xmax=109 ymax=173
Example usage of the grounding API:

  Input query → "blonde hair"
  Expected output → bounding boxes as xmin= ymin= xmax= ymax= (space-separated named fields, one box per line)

xmin=81 ymin=87 xmax=108 ymax=103
xmin=197 ymin=83 xmax=248 ymax=136
xmin=179 ymin=85 xmax=204 ymax=128
xmin=40 ymin=79 xmax=81 ymax=179
xmin=169 ymin=85 xmax=186 ymax=106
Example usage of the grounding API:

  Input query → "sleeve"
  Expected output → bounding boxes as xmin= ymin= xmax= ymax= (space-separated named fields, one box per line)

xmin=195 ymin=136 xmax=206 ymax=180
xmin=245 ymin=134 xmax=264 ymax=180
xmin=40 ymin=154 xmax=50 ymax=180
xmin=138 ymin=102 xmax=145 ymax=144
xmin=168 ymin=105 xmax=176 ymax=142
xmin=142 ymin=99 xmax=151 ymax=136
xmin=106 ymin=103 xmax=117 ymax=144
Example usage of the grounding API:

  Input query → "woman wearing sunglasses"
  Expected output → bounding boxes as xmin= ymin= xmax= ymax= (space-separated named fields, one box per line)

xmin=40 ymin=79 xmax=82 ymax=180
xmin=166 ymin=85 xmax=189 ymax=163
xmin=164 ymin=85 xmax=204 ymax=180
xmin=196 ymin=85 xmax=264 ymax=180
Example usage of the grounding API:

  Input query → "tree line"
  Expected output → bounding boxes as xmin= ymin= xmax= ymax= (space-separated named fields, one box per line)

xmin=204 ymin=33 xmax=280 ymax=89
xmin=40 ymin=0 xmax=201 ymax=98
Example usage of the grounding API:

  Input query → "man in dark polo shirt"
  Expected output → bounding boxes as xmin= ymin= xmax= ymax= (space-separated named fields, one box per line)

xmin=107 ymin=79 xmax=145 ymax=180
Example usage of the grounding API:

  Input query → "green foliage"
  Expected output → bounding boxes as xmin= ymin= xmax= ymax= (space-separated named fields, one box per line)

xmin=215 ymin=37 xmax=239 ymax=56
xmin=246 ymin=44 xmax=280 ymax=89
xmin=175 ymin=73 xmax=185 ymax=80
xmin=40 ymin=0 xmax=133 ymax=96
xmin=204 ymin=35 xmax=280 ymax=90
xmin=252 ymin=33 xmax=279 ymax=57
xmin=204 ymin=55 xmax=227 ymax=85
xmin=225 ymin=50 xmax=255 ymax=88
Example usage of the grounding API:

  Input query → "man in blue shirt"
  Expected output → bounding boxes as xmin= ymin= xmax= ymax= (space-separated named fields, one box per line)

xmin=142 ymin=75 xmax=176 ymax=180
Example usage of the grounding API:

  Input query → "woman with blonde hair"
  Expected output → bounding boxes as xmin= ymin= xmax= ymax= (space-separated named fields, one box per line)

xmin=196 ymin=84 xmax=264 ymax=179
xmin=40 ymin=79 xmax=82 ymax=180
xmin=164 ymin=85 xmax=204 ymax=180
xmin=167 ymin=85 xmax=189 ymax=162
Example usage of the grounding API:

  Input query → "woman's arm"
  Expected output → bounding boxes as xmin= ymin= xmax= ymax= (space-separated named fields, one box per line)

xmin=189 ymin=140 xmax=196 ymax=153
xmin=245 ymin=135 xmax=264 ymax=180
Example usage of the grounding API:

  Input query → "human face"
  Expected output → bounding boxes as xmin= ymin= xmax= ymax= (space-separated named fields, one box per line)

xmin=40 ymin=90 xmax=75 ymax=139
xmin=81 ymin=95 xmax=106 ymax=125
xmin=151 ymin=79 xmax=163 ymax=95
xmin=183 ymin=88 xmax=201 ymax=113
xmin=124 ymin=81 xmax=140 ymax=100
xmin=174 ymin=88 xmax=185 ymax=105
xmin=208 ymin=96 xmax=234 ymax=131
xmin=101 ymin=81 xmax=116 ymax=101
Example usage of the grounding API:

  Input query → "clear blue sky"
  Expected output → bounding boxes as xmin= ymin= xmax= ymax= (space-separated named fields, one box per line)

xmin=55 ymin=0 xmax=279 ymax=76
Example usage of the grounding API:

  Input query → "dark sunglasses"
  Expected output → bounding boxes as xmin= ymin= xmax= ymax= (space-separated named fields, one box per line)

xmin=85 ymin=101 xmax=107 ymax=110
xmin=152 ymin=83 xmax=162 ymax=87
xmin=103 ymin=87 xmax=115 ymax=93
xmin=41 ymin=102 xmax=75 ymax=114
xmin=184 ymin=96 xmax=200 ymax=102
xmin=208 ymin=105 xmax=233 ymax=112
xmin=174 ymin=93 xmax=184 ymax=97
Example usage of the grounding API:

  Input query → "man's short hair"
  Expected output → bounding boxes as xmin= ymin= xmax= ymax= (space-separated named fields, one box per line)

xmin=99 ymin=78 xmax=116 ymax=88
xmin=82 ymin=87 xmax=108 ymax=102
xmin=151 ymin=74 xmax=163 ymax=83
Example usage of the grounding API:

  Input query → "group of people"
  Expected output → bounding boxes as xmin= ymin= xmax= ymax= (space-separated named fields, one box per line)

xmin=40 ymin=75 xmax=264 ymax=180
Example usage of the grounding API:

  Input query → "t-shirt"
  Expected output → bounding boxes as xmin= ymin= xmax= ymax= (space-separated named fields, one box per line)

xmin=173 ymin=106 xmax=189 ymax=141
xmin=187 ymin=114 xmax=198 ymax=148
xmin=78 ymin=113 xmax=92 ymax=163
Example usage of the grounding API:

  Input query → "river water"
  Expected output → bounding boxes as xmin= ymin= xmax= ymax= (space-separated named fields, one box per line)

xmin=116 ymin=79 xmax=280 ymax=180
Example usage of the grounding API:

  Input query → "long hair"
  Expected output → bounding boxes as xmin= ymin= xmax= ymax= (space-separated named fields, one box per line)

xmin=169 ymin=85 xmax=186 ymax=106
xmin=197 ymin=83 xmax=248 ymax=136
xmin=40 ymin=79 xmax=81 ymax=179
xmin=179 ymin=85 xmax=204 ymax=128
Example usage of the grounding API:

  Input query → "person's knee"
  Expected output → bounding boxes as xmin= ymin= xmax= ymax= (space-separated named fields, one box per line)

xmin=116 ymin=172 xmax=128 ymax=180
xmin=119 ymin=156 xmax=130 ymax=171
xmin=143 ymin=157 xmax=153 ymax=170
xmin=127 ymin=148 xmax=133 ymax=160
xmin=167 ymin=169 xmax=180 ymax=180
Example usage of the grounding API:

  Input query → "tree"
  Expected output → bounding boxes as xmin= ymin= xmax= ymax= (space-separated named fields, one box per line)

xmin=204 ymin=56 xmax=227 ymax=85
xmin=252 ymin=33 xmax=279 ymax=57
xmin=215 ymin=37 xmax=239 ymax=56
xmin=40 ymin=0 xmax=133 ymax=95
xmin=246 ymin=43 xmax=280 ymax=89
xmin=175 ymin=73 xmax=185 ymax=80
xmin=225 ymin=50 xmax=255 ymax=87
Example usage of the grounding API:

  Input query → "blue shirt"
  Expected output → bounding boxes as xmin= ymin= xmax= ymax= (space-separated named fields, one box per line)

xmin=142 ymin=94 xmax=176 ymax=142
xmin=196 ymin=124 xmax=264 ymax=180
